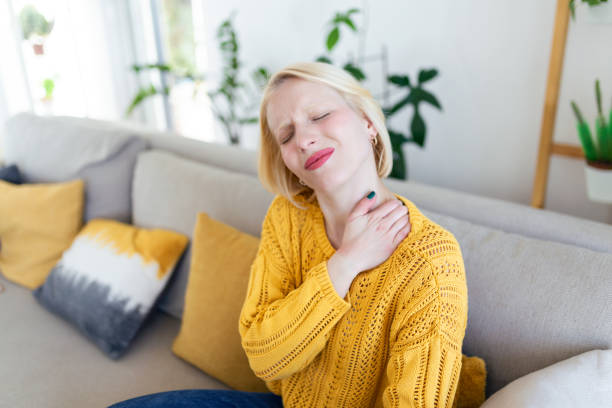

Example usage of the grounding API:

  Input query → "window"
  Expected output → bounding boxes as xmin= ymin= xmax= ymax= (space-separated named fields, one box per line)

xmin=131 ymin=0 xmax=217 ymax=143
xmin=6 ymin=0 xmax=139 ymax=121
xmin=1 ymin=0 xmax=218 ymax=144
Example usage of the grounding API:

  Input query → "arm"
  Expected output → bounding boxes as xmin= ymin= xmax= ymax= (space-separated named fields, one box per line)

xmin=381 ymin=244 xmax=468 ymax=407
xmin=238 ymin=197 xmax=352 ymax=382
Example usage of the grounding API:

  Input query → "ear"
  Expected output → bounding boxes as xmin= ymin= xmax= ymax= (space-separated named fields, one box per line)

xmin=362 ymin=113 xmax=377 ymax=139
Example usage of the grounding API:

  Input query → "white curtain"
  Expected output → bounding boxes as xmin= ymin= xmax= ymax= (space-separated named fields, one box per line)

xmin=0 ymin=0 xmax=167 ymax=161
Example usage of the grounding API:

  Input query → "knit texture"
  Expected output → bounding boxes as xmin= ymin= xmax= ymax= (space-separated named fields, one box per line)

xmin=239 ymin=192 xmax=469 ymax=407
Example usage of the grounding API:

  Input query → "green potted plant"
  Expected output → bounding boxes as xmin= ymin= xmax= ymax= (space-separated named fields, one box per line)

xmin=19 ymin=5 xmax=54 ymax=55
xmin=126 ymin=12 xmax=269 ymax=145
xmin=571 ymin=79 xmax=612 ymax=203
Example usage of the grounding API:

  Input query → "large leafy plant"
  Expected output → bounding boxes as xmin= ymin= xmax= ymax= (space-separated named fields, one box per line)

xmin=315 ymin=7 xmax=442 ymax=180
xmin=126 ymin=12 xmax=269 ymax=145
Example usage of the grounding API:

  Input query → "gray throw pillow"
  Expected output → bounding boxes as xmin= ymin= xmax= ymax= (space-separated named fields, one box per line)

xmin=0 ymin=164 xmax=23 ymax=184
xmin=77 ymin=137 xmax=149 ymax=223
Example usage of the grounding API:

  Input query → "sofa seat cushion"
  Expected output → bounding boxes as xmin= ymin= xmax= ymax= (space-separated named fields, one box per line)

xmin=0 ymin=273 xmax=230 ymax=407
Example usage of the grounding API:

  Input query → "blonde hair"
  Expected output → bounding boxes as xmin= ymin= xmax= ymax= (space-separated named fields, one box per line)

xmin=257 ymin=61 xmax=393 ymax=210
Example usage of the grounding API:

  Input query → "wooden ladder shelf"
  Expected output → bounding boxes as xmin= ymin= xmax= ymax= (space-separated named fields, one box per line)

xmin=531 ymin=0 xmax=585 ymax=209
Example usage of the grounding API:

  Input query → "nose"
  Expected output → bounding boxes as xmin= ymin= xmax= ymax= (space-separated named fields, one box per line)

xmin=295 ymin=123 xmax=318 ymax=150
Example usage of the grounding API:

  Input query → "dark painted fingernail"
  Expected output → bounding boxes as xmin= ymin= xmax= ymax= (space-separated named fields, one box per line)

xmin=367 ymin=191 xmax=375 ymax=199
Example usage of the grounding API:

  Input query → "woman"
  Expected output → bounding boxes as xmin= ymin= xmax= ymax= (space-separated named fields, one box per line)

xmin=109 ymin=61 xmax=468 ymax=407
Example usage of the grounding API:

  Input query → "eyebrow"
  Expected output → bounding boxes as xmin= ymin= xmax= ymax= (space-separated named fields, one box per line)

xmin=274 ymin=104 xmax=327 ymax=137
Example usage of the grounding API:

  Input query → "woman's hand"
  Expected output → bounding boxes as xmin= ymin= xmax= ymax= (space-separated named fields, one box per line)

xmin=336 ymin=192 xmax=411 ymax=274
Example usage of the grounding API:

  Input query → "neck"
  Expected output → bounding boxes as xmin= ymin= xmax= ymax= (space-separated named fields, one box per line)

xmin=315 ymin=180 xmax=398 ymax=250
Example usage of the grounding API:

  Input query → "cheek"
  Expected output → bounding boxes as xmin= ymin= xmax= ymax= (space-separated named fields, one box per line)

xmin=326 ymin=110 xmax=351 ymax=131
xmin=280 ymin=149 xmax=300 ymax=173
xmin=325 ymin=109 xmax=365 ymax=139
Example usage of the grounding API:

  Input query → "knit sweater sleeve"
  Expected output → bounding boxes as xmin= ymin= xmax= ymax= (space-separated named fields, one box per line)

xmin=381 ymin=241 xmax=468 ymax=408
xmin=238 ymin=197 xmax=352 ymax=382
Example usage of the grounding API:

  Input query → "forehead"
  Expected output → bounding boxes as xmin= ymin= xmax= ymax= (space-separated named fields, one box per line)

xmin=266 ymin=78 xmax=345 ymax=131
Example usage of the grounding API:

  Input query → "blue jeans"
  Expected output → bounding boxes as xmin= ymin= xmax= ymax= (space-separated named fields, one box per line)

xmin=107 ymin=389 xmax=283 ymax=408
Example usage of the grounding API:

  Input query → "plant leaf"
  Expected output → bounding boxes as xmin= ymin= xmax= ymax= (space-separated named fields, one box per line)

xmin=341 ymin=16 xmax=357 ymax=31
xmin=332 ymin=12 xmax=343 ymax=24
xmin=252 ymin=67 xmax=270 ymax=89
xmin=326 ymin=27 xmax=340 ymax=51
xmin=417 ymin=69 xmax=438 ymax=84
xmin=387 ymin=92 xmax=416 ymax=115
xmin=316 ymin=55 xmax=333 ymax=64
xmin=388 ymin=129 xmax=408 ymax=147
xmin=411 ymin=110 xmax=426 ymax=147
xmin=388 ymin=75 xmax=411 ymax=87
xmin=343 ymin=63 xmax=365 ymax=81
xmin=418 ymin=89 xmax=442 ymax=110
xmin=126 ymin=84 xmax=163 ymax=116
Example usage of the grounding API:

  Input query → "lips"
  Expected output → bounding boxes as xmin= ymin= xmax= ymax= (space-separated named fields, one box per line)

xmin=305 ymin=148 xmax=335 ymax=170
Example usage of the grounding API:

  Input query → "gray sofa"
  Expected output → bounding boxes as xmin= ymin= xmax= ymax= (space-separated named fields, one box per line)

xmin=1 ymin=112 xmax=611 ymax=407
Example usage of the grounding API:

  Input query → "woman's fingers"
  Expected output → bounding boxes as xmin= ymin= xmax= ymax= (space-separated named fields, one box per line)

xmin=380 ymin=202 xmax=408 ymax=232
xmin=393 ymin=219 xmax=411 ymax=244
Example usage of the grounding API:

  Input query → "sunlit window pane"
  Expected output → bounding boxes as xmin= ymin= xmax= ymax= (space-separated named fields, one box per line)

xmin=161 ymin=0 xmax=196 ymax=76
xmin=154 ymin=0 xmax=216 ymax=143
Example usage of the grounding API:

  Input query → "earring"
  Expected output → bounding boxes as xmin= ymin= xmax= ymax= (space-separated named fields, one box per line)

xmin=370 ymin=136 xmax=378 ymax=146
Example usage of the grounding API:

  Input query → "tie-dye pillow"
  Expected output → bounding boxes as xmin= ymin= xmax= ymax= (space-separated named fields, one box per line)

xmin=32 ymin=219 xmax=189 ymax=359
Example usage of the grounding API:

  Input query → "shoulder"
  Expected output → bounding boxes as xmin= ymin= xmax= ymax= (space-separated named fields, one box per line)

xmin=262 ymin=194 xmax=315 ymax=240
xmin=393 ymin=196 xmax=462 ymax=260
xmin=266 ymin=193 xmax=315 ymax=222
xmin=400 ymin=213 xmax=464 ymax=282
xmin=390 ymin=199 xmax=466 ymax=302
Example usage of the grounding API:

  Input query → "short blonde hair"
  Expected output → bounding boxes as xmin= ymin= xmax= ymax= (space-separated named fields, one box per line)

xmin=257 ymin=61 xmax=393 ymax=210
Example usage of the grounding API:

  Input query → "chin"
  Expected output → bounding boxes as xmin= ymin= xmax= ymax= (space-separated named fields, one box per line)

xmin=310 ymin=171 xmax=351 ymax=194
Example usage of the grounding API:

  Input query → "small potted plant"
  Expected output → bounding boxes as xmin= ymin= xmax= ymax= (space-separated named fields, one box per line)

xmin=19 ymin=5 xmax=54 ymax=55
xmin=571 ymin=79 xmax=612 ymax=203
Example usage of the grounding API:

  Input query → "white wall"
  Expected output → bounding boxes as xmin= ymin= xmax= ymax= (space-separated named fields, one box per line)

xmin=199 ymin=0 xmax=612 ymax=224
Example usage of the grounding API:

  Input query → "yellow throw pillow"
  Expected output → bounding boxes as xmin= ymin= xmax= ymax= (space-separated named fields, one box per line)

xmin=453 ymin=354 xmax=487 ymax=408
xmin=0 ymin=179 xmax=84 ymax=289
xmin=172 ymin=212 xmax=268 ymax=393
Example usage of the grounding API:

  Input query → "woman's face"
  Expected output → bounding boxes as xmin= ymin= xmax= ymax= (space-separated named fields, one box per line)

xmin=265 ymin=77 xmax=377 ymax=193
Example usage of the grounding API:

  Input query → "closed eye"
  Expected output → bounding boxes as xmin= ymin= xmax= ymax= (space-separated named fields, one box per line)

xmin=280 ymin=113 xmax=330 ymax=144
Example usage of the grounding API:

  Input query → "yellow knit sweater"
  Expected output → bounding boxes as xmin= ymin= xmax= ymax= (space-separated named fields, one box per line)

xmin=239 ymin=192 xmax=469 ymax=407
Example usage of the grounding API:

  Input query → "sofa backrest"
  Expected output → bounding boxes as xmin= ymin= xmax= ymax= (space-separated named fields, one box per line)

xmin=6 ymin=112 xmax=612 ymax=254
xmin=3 ymin=112 xmax=612 ymax=398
